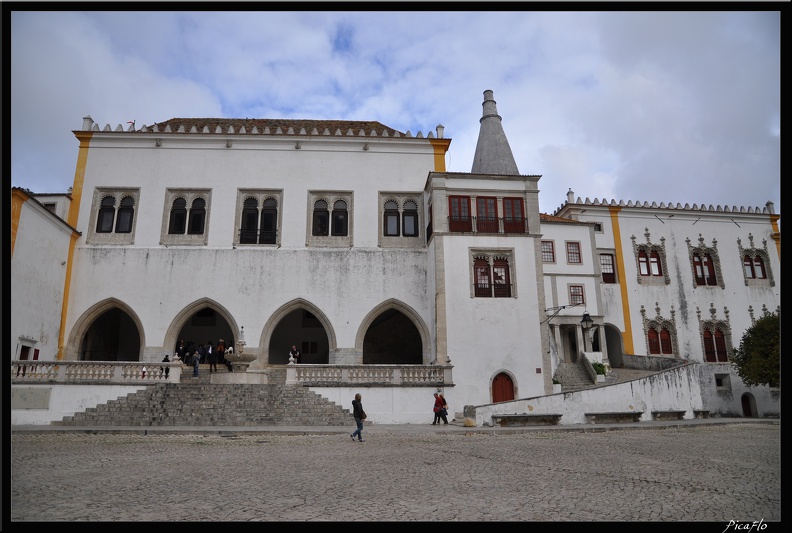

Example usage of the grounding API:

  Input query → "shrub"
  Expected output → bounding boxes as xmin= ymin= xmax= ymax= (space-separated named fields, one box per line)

xmin=591 ymin=362 xmax=607 ymax=375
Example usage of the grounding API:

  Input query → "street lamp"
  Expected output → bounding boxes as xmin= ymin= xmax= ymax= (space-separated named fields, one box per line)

xmin=580 ymin=311 xmax=593 ymax=330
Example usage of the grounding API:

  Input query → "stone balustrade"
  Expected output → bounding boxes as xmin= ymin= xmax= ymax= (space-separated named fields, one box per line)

xmin=11 ymin=360 xmax=452 ymax=387
xmin=11 ymin=360 xmax=183 ymax=384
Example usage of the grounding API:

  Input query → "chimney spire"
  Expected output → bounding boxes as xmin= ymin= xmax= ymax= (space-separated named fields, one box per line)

xmin=470 ymin=90 xmax=519 ymax=175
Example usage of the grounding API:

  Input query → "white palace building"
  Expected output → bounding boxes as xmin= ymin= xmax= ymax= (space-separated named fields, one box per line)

xmin=10 ymin=90 xmax=780 ymax=425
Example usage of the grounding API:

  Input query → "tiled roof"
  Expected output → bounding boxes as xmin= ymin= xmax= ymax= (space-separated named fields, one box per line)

xmin=540 ymin=213 xmax=586 ymax=224
xmin=153 ymin=118 xmax=405 ymax=137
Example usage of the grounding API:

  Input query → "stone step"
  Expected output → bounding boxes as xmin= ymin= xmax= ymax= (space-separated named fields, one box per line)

xmin=54 ymin=382 xmax=352 ymax=427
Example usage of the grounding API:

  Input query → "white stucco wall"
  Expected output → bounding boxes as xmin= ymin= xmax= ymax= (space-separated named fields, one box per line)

xmin=11 ymin=198 xmax=73 ymax=361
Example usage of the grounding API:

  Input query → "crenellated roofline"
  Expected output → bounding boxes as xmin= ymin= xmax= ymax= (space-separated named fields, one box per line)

xmin=75 ymin=116 xmax=447 ymax=140
xmin=554 ymin=195 xmax=777 ymax=216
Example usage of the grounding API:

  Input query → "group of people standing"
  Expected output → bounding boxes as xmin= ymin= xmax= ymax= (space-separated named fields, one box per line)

xmin=176 ymin=339 xmax=232 ymax=376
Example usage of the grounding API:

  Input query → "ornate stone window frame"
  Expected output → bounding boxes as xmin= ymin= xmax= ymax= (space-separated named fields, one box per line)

xmin=737 ymin=233 xmax=774 ymax=287
xmin=468 ymin=248 xmax=516 ymax=298
xmin=160 ymin=188 xmax=212 ymax=246
xmin=307 ymin=191 xmax=353 ymax=248
xmin=631 ymin=229 xmax=670 ymax=286
xmin=233 ymin=189 xmax=283 ymax=247
xmin=686 ymin=234 xmax=725 ymax=289
xmin=696 ymin=304 xmax=733 ymax=363
xmin=640 ymin=303 xmax=680 ymax=357
xmin=86 ymin=187 xmax=140 ymax=245
xmin=378 ymin=192 xmax=424 ymax=248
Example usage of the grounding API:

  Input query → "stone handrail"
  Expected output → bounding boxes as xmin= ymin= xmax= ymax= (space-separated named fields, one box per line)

xmin=10 ymin=360 xmax=183 ymax=384
xmin=286 ymin=363 xmax=452 ymax=386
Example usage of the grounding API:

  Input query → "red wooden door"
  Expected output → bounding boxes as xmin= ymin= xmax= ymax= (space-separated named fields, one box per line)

xmin=492 ymin=373 xmax=515 ymax=403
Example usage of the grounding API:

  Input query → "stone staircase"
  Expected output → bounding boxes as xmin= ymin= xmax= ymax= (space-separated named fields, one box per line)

xmin=53 ymin=364 xmax=352 ymax=427
xmin=554 ymin=361 xmax=596 ymax=392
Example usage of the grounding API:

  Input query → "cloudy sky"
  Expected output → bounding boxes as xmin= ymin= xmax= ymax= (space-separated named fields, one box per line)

xmin=9 ymin=9 xmax=780 ymax=216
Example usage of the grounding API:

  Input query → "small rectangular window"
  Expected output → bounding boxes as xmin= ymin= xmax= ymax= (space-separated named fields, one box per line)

xmin=541 ymin=241 xmax=555 ymax=263
xmin=566 ymin=242 xmax=582 ymax=264
xmin=600 ymin=254 xmax=616 ymax=283
xmin=569 ymin=285 xmax=584 ymax=305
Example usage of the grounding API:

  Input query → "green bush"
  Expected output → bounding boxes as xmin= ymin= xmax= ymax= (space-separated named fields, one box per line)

xmin=591 ymin=362 xmax=607 ymax=375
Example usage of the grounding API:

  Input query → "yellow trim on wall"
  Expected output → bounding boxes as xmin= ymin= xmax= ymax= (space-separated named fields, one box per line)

xmin=770 ymin=215 xmax=780 ymax=260
xmin=430 ymin=139 xmax=451 ymax=172
xmin=10 ymin=188 xmax=28 ymax=256
xmin=609 ymin=206 xmax=634 ymax=354
xmin=58 ymin=132 xmax=92 ymax=360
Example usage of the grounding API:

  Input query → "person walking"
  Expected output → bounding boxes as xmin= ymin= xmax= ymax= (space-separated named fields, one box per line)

xmin=207 ymin=340 xmax=218 ymax=373
xmin=432 ymin=392 xmax=443 ymax=424
xmin=350 ymin=393 xmax=366 ymax=442
xmin=438 ymin=393 xmax=449 ymax=424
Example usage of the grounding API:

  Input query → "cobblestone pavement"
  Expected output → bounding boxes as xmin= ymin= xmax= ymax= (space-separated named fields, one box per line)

xmin=9 ymin=421 xmax=780 ymax=523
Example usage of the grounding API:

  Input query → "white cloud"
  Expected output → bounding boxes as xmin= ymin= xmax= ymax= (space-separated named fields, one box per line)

xmin=10 ymin=10 xmax=780 ymax=216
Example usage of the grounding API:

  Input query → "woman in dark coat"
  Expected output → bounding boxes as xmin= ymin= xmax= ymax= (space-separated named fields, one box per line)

xmin=350 ymin=393 xmax=366 ymax=442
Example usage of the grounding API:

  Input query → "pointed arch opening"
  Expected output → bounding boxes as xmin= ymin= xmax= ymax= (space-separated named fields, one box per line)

xmin=260 ymin=299 xmax=335 ymax=365
xmin=66 ymin=298 xmax=145 ymax=361
xmin=356 ymin=299 xmax=431 ymax=364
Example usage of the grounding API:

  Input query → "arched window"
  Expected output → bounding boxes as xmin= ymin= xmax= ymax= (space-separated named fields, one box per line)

xmin=312 ymin=200 xmax=329 ymax=236
xmin=168 ymin=198 xmax=188 ymax=234
xmin=659 ymin=328 xmax=673 ymax=354
xmin=753 ymin=256 xmax=767 ymax=279
xmin=187 ymin=198 xmax=206 ymax=235
xmin=115 ymin=196 xmax=135 ymax=233
xmin=693 ymin=253 xmax=718 ymax=286
xmin=96 ymin=196 xmax=116 ymax=233
xmin=492 ymin=258 xmax=512 ymax=297
xmin=331 ymin=200 xmax=348 ymax=236
xmin=474 ymin=257 xmax=491 ymax=297
xmin=649 ymin=251 xmax=662 ymax=276
xmin=743 ymin=255 xmax=755 ymax=279
xmin=703 ymin=327 xmax=728 ymax=362
xmin=383 ymin=200 xmax=399 ymax=236
xmin=648 ymin=329 xmax=661 ymax=354
xmin=240 ymin=198 xmax=259 ymax=243
xmin=744 ymin=255 xmax=767 ymax=279
xmin=473 ymin=255 xmax=512 ymax=298
xmin=259 ymin=198 xmax=278 ymax=244
xmin=402 ymin=200 xmax=418 ymax=237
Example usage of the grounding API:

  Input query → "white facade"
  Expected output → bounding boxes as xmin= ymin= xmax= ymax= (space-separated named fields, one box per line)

xmin=10 ymin=188 xmax=77 ymax=362
xmin=10 ymin=91 xmax=781 ymax=424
